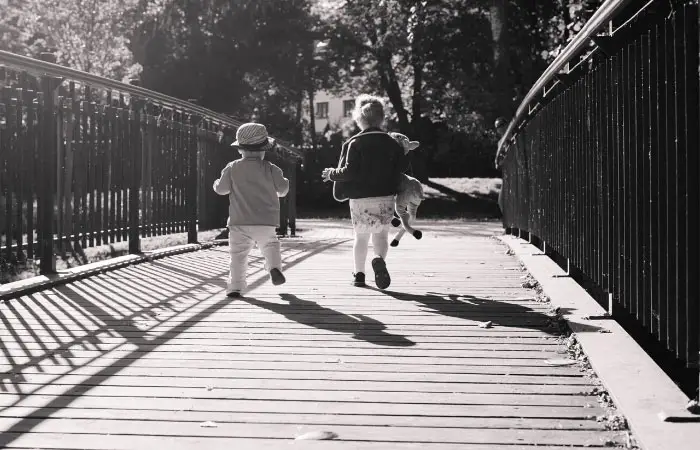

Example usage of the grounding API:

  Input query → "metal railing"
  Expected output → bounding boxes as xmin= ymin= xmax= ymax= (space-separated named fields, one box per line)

xmin=0 ymin=51 xmax=300 ymax=276
xmin=499 ymin=0 xmax=699 ymax=396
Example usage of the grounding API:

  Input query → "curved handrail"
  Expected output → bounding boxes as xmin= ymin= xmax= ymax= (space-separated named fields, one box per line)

xmin=497 ymin=0 xmax=633 ymax=154
xmin=0 ymin=50 xmax=303 ymax=158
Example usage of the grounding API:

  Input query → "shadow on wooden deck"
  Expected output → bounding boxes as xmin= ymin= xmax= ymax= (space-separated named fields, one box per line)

xmin=0 ymin=238 xmax=348 ymax=448
xmin=242 ymin=294 xmax=416 ymax=348
xmin=0 ymin=222 xmax=627 ymax=449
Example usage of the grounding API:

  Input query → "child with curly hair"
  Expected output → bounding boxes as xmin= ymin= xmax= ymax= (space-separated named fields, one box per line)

xmin=321 ymin=95 xmax=406 ymax=289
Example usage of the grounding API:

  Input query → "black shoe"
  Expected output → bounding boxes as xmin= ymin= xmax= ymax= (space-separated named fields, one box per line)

xmin=371 ymin=257 xmax=391 ymax=289
xmin=391 ymin=217 xmax=401 ymax=227
xmin=353 ymin=272 xmax=366 ymax=287
xmin=270 ymin=268 xmax=286 ymax=286
xmin=390 ymin=239 xmax=399 ymax=247
xmin=226 ymin=291 xmax=241 ymax=298
xmin=413 ymin=230 xmax=422 ymax=240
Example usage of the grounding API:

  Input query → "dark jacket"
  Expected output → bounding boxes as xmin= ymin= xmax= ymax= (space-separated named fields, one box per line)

xmin=329 ymin=128 xmax=407 ymax=201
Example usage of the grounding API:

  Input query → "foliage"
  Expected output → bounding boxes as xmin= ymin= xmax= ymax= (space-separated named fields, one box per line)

xmin=1 ymin=0 xmax=599 ymax=178
xmin=0 ymin=0 xmax=142 ymax=81
xmin=312 ymin=0 xmax=589 ymax=134
xmin=129 ymin=0 xmax=325 ymax=144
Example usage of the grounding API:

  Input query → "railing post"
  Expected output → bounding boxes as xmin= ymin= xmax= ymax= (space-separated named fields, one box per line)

xmin=128 ymin=79 xmax=143 ymax=254
xmin=288 ymin=160 xmax=297 ymax=237
xmin=38 ymin=53 xmax=61 ymax=274
xmin=278 ymin=159 xmax=289 ymax=236
xmin=197 ymin=120 xmax=209 ymax=230
xmin=187 ymin=109 xmax=201 ymax=244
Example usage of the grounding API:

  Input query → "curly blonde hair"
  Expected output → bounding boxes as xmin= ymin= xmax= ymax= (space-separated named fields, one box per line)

xmin=352 ymin=94 xmax=385 ymax=130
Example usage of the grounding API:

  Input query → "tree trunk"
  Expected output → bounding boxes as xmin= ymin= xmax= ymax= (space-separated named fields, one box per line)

xmin=308 ymin=87 xmax=317 ymax=151
xmin=294 ymin=93 xmax=304 ymax=147
xmin=304 ymin=43 xmax=318 ymax=151
xmin=490 ymin=0 xmax=511 ymax=118
xmin=376 ymin=51 xmax=411 ymax=135
xmin=411 ymin=62 xmax=423 ymax=131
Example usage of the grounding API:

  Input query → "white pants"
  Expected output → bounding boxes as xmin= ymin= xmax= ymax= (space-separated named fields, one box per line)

xmin=228 ymin=225 xmax=281 ymax=293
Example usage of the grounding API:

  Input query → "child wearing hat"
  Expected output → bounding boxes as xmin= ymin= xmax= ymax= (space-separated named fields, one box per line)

xmin=213 ymin=123 xmax=289 ymax=298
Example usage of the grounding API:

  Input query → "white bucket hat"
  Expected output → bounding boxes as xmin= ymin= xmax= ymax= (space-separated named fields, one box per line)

xmin=232 ymin=123 xmax=276 ymax=151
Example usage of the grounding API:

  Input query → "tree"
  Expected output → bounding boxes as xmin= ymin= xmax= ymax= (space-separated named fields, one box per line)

xmin=314 ymin=0 xmax=504 ymax=135
xmin=314 ymin=0 xmax=596 ymax=133
xmin=131 ymin=0 xmax=327 ymax=145
xmin=0 ymin=0 xmax=26 ymax=54
xmin=2 ymin=0 xmax=142 ymax=81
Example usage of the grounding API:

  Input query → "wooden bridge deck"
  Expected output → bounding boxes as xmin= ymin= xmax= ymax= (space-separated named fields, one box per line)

xmin=0 ymin=220 xmax=628 ymax=449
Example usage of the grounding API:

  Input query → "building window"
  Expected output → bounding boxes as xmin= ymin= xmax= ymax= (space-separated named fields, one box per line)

xmin=316 ymin=102 xmax=329 ymax=119
xmin=343 ymin=100 xmax=354 ymax=117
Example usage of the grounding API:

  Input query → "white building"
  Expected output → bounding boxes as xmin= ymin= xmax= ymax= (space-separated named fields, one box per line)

xmin=306 ymin=90 xmax=357 ymax=134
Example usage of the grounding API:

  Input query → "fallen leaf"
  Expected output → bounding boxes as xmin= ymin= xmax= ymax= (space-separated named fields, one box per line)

xmin=544 ymin=358 xmax=577 ymax=366
xmin=200 ymin=421 xmax=218 ymax=428
xmin=479 ymin=321 xmax=493 ymax=329
xmin=295 ymin=431 xmax=338 ymax=440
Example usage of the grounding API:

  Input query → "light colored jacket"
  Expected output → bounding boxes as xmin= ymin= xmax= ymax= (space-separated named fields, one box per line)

xmin=213 ymin=157 xmax=289 ymax=227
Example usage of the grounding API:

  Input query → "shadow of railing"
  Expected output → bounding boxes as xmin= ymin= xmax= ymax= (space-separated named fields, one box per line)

xmin=367 ymin=289 xmax=605 ymax=336
xmin=0 ymin=238 xmax=348 ymax=446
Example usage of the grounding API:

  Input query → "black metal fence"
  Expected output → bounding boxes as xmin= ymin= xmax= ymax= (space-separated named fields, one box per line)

xmin=500 ymin=0 xmax=699 ymax=391
xmin=0 ymin=51 xmax=300 ymax=277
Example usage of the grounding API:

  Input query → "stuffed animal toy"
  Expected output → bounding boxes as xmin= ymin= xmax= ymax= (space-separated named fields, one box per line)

xmin=388 ymin=132 xmax=424 ymax=247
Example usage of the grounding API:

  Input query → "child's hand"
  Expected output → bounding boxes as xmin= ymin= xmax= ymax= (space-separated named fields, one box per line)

xmin=321 ymin=168 xmax=333 ymax=182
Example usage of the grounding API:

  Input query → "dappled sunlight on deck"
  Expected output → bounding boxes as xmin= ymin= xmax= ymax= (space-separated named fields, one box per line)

xmin=0 ymin=225 xmax=625 ymax=449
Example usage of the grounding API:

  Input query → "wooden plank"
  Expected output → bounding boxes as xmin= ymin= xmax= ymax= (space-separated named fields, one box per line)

xmin=3 ymin=367 xmax=590 ymax=384
xmin=0 ymin=328 xmax=562 ymax=339
xmin=1 ymin=359 xmax=584 ymax=376
xmin=0 ymin=330 xmax=560 ymax=343
xmin=0 ymin=325 xmax=568 ymax=336
xmin=0 ymin=386 xmax=599 ymax=407
xmin=0 ymin=407 xmax=607 ymax=429
xmin=0 ymin=419 xmax=625 ymax=446
xmin=0 ymin=437 xmax=609 ymax=450
xmin=0 ymin=346 xmax=563 ymax=359
xmin=7 ymin=375 xmax=590 ymax=395
xmin=0 ymin=226 xmax=622 ymax=449
xmin=0 ymin=395 xmax=606 ymax=418
xmin=0 ymin=353 xmax=580 ymax=367
xmin=0 ymin=338 xmax=562 ymax=351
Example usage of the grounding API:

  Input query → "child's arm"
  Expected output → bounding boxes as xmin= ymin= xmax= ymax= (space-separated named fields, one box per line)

xmin=271 ymin=164 xmax=290 ymax=197
xmin=213 ymin=164 xmax=233 ymax=195
xmin=326 ymin=142 xmax=360 ymax=182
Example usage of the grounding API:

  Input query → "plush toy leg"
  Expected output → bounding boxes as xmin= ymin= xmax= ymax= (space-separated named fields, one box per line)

xmin=392 ymin=203 xmax=422 ymax=246
xmin=404 ymin=203 xmax=422 ymax=239
xmin=390 ymin=228 xmax=405 ymax=247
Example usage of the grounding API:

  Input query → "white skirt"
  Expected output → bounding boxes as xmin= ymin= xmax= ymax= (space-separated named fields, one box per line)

xmin=349 ymin=196 xmax=395 ymax=233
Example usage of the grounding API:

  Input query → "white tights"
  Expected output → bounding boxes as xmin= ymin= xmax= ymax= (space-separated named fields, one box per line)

xmin=353 ymin=230 xmax=389 ymax=274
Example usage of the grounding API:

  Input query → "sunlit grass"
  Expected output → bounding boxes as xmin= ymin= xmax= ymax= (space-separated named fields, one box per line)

xmin=1 ymin=229 xmax=223 ymax=284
